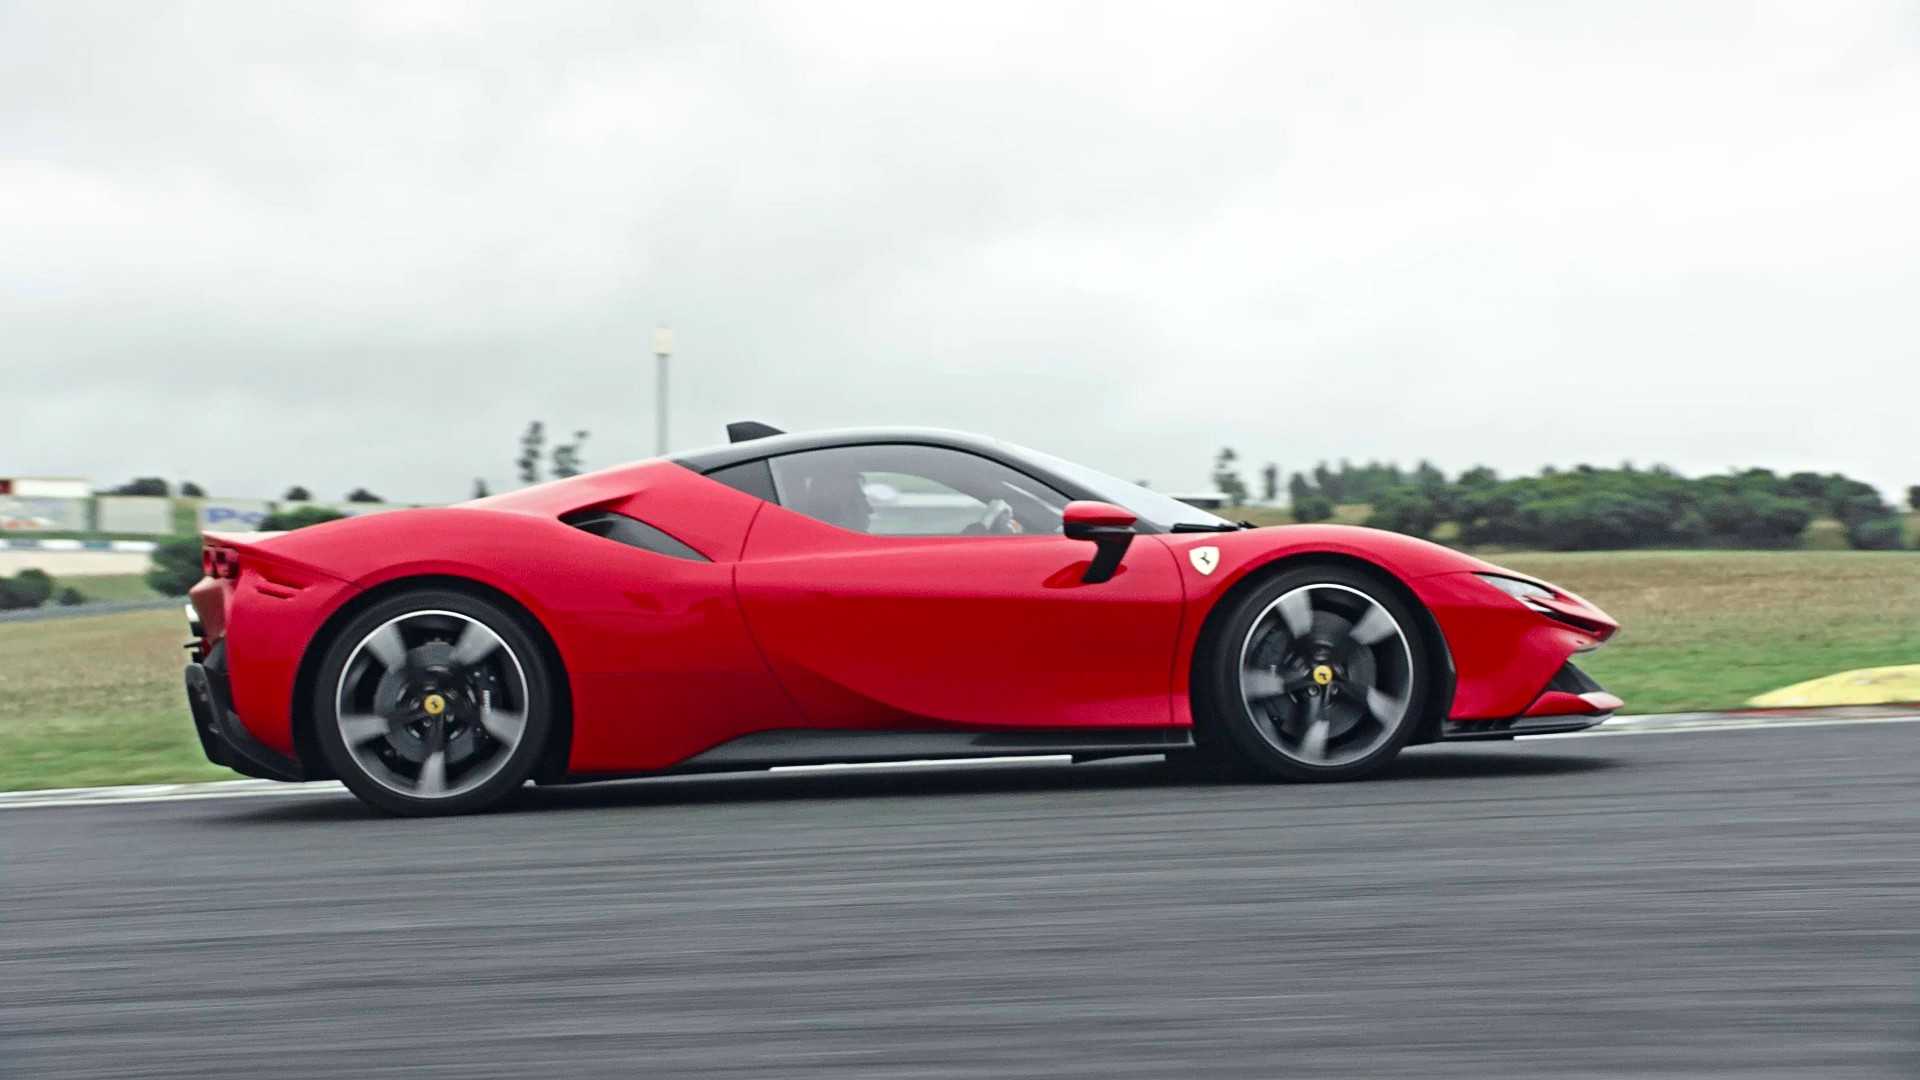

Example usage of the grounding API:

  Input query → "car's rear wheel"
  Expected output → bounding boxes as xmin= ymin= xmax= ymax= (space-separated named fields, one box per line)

xmin=312 ymin=588 xmax=554 ymax=815
xmin=1198 ymin=562 xmax=1435 ymax=781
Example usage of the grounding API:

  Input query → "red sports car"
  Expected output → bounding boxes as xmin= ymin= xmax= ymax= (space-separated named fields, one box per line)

xmin=184 ymin=424 xmax=1621 ymax=815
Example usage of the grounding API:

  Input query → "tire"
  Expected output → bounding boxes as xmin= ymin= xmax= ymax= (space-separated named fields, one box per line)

xmin=1198 ymin=562 xmax=1435 ymax=782
xmin=311 ymin=588 xmax=555 ymax=816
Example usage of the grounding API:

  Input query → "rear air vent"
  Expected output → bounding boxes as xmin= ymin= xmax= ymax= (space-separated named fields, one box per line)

xmin=562 ymin=510 xmax=709 ymax=562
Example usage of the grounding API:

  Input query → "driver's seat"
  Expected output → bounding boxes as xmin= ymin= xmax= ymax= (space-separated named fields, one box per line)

xmin=787 ymin=469 xmax=872 ymax=533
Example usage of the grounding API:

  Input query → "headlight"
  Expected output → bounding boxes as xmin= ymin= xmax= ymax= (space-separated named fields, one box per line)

xmin=1475 ymin=573 xmax=1556 ymax=611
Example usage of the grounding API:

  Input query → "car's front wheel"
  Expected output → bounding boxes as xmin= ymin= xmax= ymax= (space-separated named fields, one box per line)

xmin=1198 ymin=562 xmax=1435 ymax=781
xmin=312 ymin=588 xmax=554 ymax=815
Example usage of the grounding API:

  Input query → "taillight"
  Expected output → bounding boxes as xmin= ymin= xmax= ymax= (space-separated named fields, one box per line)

xmin=203 ymin=546 xmax=241 ymax=580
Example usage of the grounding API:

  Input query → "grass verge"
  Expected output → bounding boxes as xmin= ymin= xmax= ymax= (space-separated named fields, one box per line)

xmin=56 ymin=574 xmax=163 ymax=603
xmin=0 ymin=609 xmax=229 ymax=790
xmin=1497 ymin=550 xmax=1920 ymax=714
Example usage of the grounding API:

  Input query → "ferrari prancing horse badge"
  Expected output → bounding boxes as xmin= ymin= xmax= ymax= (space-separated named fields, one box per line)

xmin=1189 ymin=546 xmax=1220 ymax=576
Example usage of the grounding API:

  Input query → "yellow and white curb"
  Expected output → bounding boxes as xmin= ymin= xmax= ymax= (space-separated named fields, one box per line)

xmin=1747 ymin=665 xmax=1920 ymax=708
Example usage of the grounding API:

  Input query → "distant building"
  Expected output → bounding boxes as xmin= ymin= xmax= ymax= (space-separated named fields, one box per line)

xmin=0 ymin=477 xmax=92 ymax=498
xmin=1170 ymin=492 xmax=1230 ymax=511
xmin=0 ymin=477 xmax=93 ymax=532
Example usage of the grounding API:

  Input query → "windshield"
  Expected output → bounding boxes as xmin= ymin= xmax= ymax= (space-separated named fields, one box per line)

xmin=1006 ymin=443 xmax=1236 ymax=531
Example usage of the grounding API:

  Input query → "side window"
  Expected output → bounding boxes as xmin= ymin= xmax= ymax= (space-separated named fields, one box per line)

xmin=705 ymin=459 xmax=777 ymax=502
xmin=767 ymin=445 xmax=1067 ymax=537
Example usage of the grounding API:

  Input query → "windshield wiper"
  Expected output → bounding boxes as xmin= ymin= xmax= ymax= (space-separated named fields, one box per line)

xmin=1170 ymin=522 xmax=1245 ymax=533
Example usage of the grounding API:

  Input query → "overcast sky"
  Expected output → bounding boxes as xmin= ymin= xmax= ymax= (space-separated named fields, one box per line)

xmin=2 ymin=0 xmax=1914 ymax=503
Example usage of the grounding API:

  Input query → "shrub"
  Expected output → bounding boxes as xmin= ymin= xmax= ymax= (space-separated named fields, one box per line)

xmin=1784 ymin=472 xmax=1829 ymax=502
xmin=1367 ymin=487 xmax=1441 ymax=540
xmin=146 ymin=536 xmax=205 ymax=597
xmin=1819 ymin=478 xmax=1884 ymax=524
xmin=1694 ymin=491 xmax=1813 ymax=549
xmin=1846 ymin=515 xmax=1905 ymax=551
xmin=1290 ymin=493 xmax=1334 ymax=524
xmin=1525 ymin=492 xmax=1666 ymax=550
xmin=56 ymin=586 xmax=86 ymax=606
xmin=1454 ymin=486 xmax=1520 ymax=547
xmin=110 ymin=477 xmax=170 ymax=497
xmin=12 ymin=569 xmax=53 ymax=607
xmin=258 ymin=506 xmax=347 ymax=531
xmin=0 ymin=570 xmax=53 ymax=611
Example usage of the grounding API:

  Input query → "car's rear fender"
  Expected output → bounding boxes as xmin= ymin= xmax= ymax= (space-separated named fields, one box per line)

xmin=284 ymin=573 xmax=575 ymax=783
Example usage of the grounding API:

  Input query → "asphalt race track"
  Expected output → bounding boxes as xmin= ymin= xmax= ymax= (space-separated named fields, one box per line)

xmin=3 ymin=721 xmax=1916 ymax=1079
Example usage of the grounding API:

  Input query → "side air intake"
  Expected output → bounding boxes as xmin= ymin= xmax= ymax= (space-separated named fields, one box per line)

xmin=562 ymin=510 xmax=709 ymax=561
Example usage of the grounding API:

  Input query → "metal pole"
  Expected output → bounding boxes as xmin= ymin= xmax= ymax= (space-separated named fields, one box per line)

xmin=651 ymin=326 xmax=674 ymax=456
xmin=655 ymin=351 xmax=668 ymax=455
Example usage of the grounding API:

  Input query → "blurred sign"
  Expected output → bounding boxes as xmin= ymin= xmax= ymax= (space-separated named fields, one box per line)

xmin=0 ymin=495 xmax=88 ymax=532
xmin=199 ymin=499 xmax=272 ymax=532
xmin=96 ymin=496 xmax=173 ymax=535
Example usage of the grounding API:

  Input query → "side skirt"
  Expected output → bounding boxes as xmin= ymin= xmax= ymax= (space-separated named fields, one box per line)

xmin=680 ymin=727 xmax=1194 ymax=771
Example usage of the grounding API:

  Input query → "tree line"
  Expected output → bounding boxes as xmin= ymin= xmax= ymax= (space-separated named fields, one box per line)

xmin=1213 ymin=451 xmax=1914 ymax=551
xmin=105 ymin=477 xmax=384 ymax=503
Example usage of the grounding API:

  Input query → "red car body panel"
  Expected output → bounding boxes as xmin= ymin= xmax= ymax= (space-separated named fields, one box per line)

xmin=192 ymin=447 xmax=1621 ymax=781
xmin=1404 ymin=570 xmax=1612 ymax=719
xmin=737 ymin=501 xmax=1187 ymax=732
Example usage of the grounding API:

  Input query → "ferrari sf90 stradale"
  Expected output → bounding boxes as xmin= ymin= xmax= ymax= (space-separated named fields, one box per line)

xmin=184 ymin=423 xmax=1621 ymax=814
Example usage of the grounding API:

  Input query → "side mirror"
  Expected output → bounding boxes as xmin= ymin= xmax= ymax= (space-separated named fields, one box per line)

xmin=1063 ymin=500 xmax=1136 ymax=584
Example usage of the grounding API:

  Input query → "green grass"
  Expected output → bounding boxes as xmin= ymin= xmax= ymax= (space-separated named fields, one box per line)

xmin=1496 ymin=550 xmax=1920 ymax=714
xmin=55 ymin=574 xmax=162 ymax=603
xmin=1235 ymin=503 xmax=1372 ymax=528
xmin=1 ymin=550 xmax=1915 ymax=790
xmin=0 ymin=610 xmax=229 ymax=790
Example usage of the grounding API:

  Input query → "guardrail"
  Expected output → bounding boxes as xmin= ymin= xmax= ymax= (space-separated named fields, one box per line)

xmin=2 ymin=492 xmax=408 ymax=538
xmin=0 ymin=538 xmax=158 ymax=553
xmin=0 ymin=598 xmax=180 ymax=623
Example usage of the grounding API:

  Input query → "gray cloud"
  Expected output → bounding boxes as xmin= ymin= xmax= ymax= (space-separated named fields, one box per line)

xmin=2 ymin=0 xmax=1914 ymax=502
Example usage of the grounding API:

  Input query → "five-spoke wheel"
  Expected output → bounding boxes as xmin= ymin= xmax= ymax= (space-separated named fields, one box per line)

xmin=1202 ymin=563 xmax=1433 ymax=781
xmin=314 ymin=590 xmax=552 ymax=815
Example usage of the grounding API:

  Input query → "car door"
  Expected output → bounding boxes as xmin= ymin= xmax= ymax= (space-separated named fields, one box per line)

xmin=732 ymin=443 xmax=1186 ymax=732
